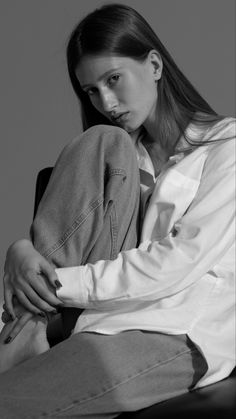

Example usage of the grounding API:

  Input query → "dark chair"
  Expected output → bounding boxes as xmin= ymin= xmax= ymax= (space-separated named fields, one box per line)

xmin=119 ymin=368 xmax=236 ymax=418
xmin=34 ymin=167 xmax=236 ymax=419
xmin=33 ymin=167 xmax=54 ymax=219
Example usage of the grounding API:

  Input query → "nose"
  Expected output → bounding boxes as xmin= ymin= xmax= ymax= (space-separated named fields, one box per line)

xmin=100 ymin=88 xmax=118 ymax=113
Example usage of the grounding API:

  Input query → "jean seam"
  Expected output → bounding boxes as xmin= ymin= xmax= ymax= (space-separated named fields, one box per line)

xmin=117 ymin=185 xmax=140 ymax=250
xmin=108 ymin=168 xmax=126 ymax=177
xmin=44 ymin=347 xmax=196 ymax=417
xmin=43 ymin=169 xmax=127 ymax=259
xmin=110 ymin=205 xmax=118 ymax=260
xmin=43 ymin=196 xmax=104 ymax=258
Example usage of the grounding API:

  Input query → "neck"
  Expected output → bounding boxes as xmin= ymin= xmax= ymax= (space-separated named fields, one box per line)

xmin=142 ymin=115 xmax=182 ymax=177
xmin=143 ymin=114 xmax=182 ymax=155
xmin=140 ymin=131 xmax=169 ymax=178
xmin=143 ymin=113 xmax=159 ymax=144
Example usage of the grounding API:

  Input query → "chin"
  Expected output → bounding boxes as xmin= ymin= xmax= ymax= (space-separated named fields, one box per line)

xmin=122 ymin=122 xmax=142 ymax=133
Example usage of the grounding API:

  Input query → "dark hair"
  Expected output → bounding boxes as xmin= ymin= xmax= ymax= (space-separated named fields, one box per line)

xmin=67 ymin=3 xmax=225 ymax=147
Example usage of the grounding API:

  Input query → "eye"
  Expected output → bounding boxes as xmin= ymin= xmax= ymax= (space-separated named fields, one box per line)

xmin=85 ymin=87 xmax=98 ymax=97
xmin=107 ymin=74 xmax=120 ymax=87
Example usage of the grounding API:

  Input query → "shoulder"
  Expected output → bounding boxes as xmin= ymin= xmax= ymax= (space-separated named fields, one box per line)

xmin=204 ymin=117 xmax=235 ymax=142
xmin=204 ymin=117 xmax=236 ymax=172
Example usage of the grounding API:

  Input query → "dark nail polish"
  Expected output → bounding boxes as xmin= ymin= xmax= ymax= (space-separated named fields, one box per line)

xmin=54 ymin=280 xmax=62 ymax=289
xmin=4 ymin=336 xmax=12 ymax=344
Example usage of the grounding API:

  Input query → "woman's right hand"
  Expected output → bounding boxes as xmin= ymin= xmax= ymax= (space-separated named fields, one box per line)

xmin=1 ymin=299 xmax=35 ymax=342
xmin=3 ymin=239 xmax=63 ymax=319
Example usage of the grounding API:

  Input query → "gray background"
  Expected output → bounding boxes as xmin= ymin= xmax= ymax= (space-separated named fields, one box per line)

xmin=0 ymin=0 xmax=235 ymax=321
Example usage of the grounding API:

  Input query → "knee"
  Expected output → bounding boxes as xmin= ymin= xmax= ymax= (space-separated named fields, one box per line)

xmin=92 ymin=125 xmax=138 ymax=160
xmin=84 ymin=125 xmax=133 ymax=148
xmin=65 ymin=125 xmax=135 ymax=158
xmin=85 ymin=124 xmax=129 ymax=138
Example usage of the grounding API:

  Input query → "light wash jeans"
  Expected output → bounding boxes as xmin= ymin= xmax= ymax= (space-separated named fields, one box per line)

xmin=0 ymin=125 xmax=207 ymax=418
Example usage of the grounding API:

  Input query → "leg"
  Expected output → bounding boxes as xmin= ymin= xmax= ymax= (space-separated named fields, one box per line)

xmin=0 ymin=126 xmax=207 ymax=416
xmin=0 ymin=331 xmax=207 ymax=418
xmin=0 ymin=125 xmax=140 ymax=365
xmin=0 ymin=307 xmax=49 ymax=373
xmin=31 ymin=125 xmax=140 ymax=336
xmin=31 ymin=125 xmax=140 ymax=266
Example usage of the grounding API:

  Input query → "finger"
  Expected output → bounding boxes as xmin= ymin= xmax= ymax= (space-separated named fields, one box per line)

xmin=40 ymin=259 xmax=62 ymax=289
xmin=15 ymin=286 xmax=57 ymax=314
xmin=30 ymin=275 xmax=63 ymax=307
xmin=23 ymin=269 xmax=62 ymax=307
xmin=1 ymin=311 xmax=12 ymax=324
xmin=22 ymin=268 xmax=62 ymax=307
xmin=3 ymin=283 xmax=16 ymax=320
xmin=4 ymin=311 xmax=33 ymax=342
xmin=12 ymin=295 xmax=34 ymax=319
xmin=14 ymin=289 xmax=48 ymax=315
xmin=2 ymin=303 xmax=12 ymax=319
xmin=3 ymin=300 xmax=17 ymax=317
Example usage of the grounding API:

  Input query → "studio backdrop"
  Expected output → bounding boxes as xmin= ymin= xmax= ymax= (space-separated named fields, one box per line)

xmin=0 ymin=0 xmax=235 ymax=317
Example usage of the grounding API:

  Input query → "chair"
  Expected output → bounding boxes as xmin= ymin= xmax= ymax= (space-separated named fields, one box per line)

xmin=34 ymin=167 xmax=236 ymax=419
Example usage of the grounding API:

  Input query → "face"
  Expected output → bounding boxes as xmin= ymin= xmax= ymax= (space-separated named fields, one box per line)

xmin=76 ymin=54 xmax=161 ymax=133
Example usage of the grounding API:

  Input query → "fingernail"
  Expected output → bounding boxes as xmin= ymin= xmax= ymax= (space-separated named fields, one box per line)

xmin=50 ymin=309 xmax=58 ymax=315
xmin=54 ymin=280 xmax=62 ymax=289
xmin=4 ymin=336 xmax=12 ymax=344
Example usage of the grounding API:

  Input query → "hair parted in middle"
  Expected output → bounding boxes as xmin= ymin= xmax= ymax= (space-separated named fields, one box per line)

xmin=67 ymin=3 xmax=223 ymax=147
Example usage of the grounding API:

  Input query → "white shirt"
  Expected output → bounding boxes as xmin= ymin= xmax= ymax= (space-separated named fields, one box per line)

xmin=56 ymin=117 xmax=236 ymax=388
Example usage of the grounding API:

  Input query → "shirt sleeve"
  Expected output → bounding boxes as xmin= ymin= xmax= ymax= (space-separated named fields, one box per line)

xmin=56 ymin=135 xmax=235 ymax=310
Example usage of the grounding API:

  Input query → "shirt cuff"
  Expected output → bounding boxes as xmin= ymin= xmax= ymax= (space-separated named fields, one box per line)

xmin=55 ymin=266 xmax=91 ymax=308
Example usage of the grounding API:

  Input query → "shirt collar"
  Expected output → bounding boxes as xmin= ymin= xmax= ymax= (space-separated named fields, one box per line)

xmin=132 ymin=120 xmax=203 ymax=180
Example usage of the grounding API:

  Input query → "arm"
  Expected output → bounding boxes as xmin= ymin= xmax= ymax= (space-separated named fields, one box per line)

xmin=55 ymin=138 xmax=235 ymax=309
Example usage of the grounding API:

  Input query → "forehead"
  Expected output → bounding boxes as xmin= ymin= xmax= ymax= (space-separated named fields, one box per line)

xmin=76 ymin=55 xmax=143 ymax=85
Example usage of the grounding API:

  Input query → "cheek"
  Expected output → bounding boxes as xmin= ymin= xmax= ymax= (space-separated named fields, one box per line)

xmin=120 ymin=76 xmax=142 ymax=103
xmin=89 ymin=97 xmax=104 ymax=114
xmin=142 ymin=82 xmax=158 ymax=111
xmin=126 ymin=76 xmax=157 ymax=109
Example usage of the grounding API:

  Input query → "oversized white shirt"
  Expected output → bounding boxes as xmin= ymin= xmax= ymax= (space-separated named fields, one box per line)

xmin=56 ymin=117 xmax=236 ymax=388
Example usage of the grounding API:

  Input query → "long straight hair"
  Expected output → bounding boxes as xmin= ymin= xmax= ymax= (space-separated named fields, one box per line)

xmin=66 ymin=3 xmax=226 ymax=147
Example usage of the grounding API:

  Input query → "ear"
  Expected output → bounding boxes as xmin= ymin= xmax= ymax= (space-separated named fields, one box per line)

xmin=147 ymin=50 xmax=163 ymax=81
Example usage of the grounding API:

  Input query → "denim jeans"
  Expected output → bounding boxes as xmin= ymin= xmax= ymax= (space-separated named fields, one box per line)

xmin=31 ymin=125 xmax=141 ymax=337
xmin=0 ymin=125 xmax=208 ymax=418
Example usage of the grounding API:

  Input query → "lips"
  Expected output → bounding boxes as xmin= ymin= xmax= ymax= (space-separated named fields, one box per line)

xmin=111 ymin=112 xmax=129 ymax=123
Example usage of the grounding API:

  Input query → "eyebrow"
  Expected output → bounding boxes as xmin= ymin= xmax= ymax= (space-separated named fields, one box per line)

xmin=81 ymin=67 xmax=123 ymax=89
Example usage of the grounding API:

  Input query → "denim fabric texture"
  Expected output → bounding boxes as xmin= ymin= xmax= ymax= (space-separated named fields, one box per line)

xmin=31 ymin=125 xmax=141 ymax=267
xmin=0 ymin=331 xmax=207 ymax=418
xmin=0 ymin=126 xmax=207 ymax=418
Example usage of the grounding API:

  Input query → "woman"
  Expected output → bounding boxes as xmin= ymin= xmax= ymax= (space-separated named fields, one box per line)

xmin=0 ymin=3 xmax=235 ymax=418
